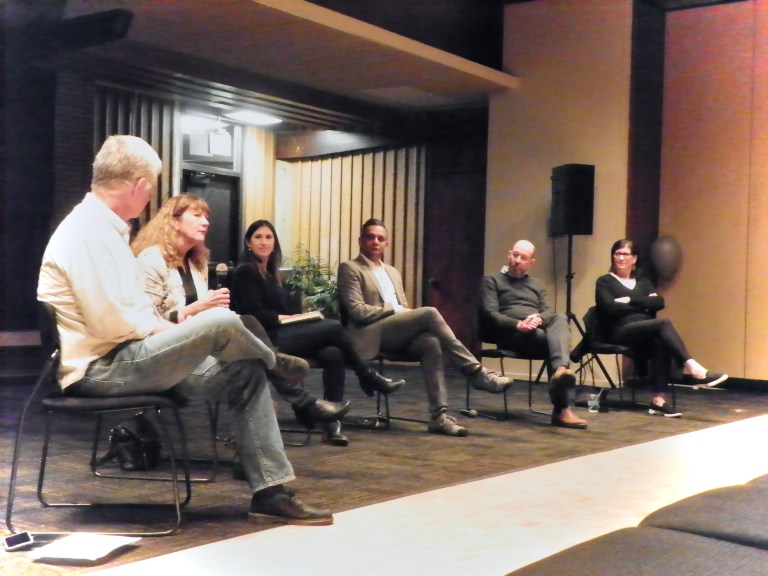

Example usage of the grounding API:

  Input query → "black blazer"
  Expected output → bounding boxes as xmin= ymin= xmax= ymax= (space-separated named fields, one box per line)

xmin=231 ymin=263 xmax=297 ymax=335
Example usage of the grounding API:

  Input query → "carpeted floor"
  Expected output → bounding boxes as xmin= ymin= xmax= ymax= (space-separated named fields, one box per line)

xmin=1 ymin=364 xmax=766 ymax=575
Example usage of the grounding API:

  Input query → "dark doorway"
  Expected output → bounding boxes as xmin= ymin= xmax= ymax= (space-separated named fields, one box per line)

xmin=181 ymin=171 xmax=240 ymax=266
xmin=423 ymin=133 xmax=488 ymax=353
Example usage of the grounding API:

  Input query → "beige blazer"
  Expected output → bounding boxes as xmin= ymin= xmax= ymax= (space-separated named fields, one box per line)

xmin=337 ymin=254 xmax=408 ymax=359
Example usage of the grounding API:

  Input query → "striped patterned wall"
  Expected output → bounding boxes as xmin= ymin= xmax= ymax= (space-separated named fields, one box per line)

xmin=287 ymin=146 xmax=426 ymax=307
xmin=94 ymin=85 xmax=178 ymax=222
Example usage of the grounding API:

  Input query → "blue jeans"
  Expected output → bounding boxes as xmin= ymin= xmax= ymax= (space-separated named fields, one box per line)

xmin=70 ymin=308 xmax=295 ymax=492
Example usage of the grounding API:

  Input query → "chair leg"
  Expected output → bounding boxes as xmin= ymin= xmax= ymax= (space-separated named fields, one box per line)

xmin=279 ymin=424 xmax=314 ymax=447
xmin=90 ymin=408 xmax=205 ymax=488
xmin=367 ymin=359 xmax=426 ymax=428
xmin=460 ymin=357 xmax=510 ymax=421
xmin=6 ymin=353 xmax=57 ymax=535
xmin=34 ymin=407 xmax=189 ymax=537
xmin=527 ymin=360 xmax=550 ymax=416
xmin=5 ymin=396 xmax=35 ymax=536
xmin=573 ymin=352 xmax=624 ymax=412
xmin=374 ymin=390 xmax=428 ymax=427
xmin=376 ymin=391 xmax=392 ymax=429
xmin=615 ymin=354 xmax=625 ymax=404
xmin=579 ymin=353 xmax=620 ymax=390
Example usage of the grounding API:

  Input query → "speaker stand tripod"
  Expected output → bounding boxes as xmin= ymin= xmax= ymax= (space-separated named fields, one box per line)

xmin=563 ymin=234 xmax=615 ymax=411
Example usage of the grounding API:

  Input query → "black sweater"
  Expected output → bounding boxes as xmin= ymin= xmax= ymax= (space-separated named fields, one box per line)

xmin=595 ymin=274 xmax=665 ymax=333
xmin=231 ymin=263 xmax=297 ymax=335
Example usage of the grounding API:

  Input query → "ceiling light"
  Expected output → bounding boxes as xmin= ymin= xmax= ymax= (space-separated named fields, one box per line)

xmin=224 ymin=110 xmax=282 ymax=126
xmin=181 ymin=114 xmax=223 ymax=134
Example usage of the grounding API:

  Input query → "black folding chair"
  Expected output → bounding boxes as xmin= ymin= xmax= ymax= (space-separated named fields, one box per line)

xmin=5 ymin=302 xmax=197 ymax=537
xmin=571 ymin=306 xmax=676 ymax=411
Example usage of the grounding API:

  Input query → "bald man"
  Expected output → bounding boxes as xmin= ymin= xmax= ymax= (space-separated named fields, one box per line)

xmin=480 ymin=240 xmax=587 ymax=429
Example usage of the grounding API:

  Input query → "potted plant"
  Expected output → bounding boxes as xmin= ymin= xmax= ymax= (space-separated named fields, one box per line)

xmin=284 ymin=246 xmax=339 ymax=318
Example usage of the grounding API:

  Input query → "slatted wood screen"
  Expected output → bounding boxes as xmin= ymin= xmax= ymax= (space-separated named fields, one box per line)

xmin=285 ymin=146 xmax=426 ymax=307
xmin=94 ymin=85 xmax=178 ymax=222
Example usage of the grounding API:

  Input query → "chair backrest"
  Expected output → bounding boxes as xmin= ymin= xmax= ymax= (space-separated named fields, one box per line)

xmin=336 ymin=292 xmax=349 ymax=327
xmin=582 ymin=305 xmax=639 ymax=355
xmin=582 ymin=305 xmax=609 ymax=345
xmin=477 ymin=306 xmax=498 ymax=345
xmin=38 ymin=301 xmax=61 ymax=358
xmin=34 ymin=301 xmax=62 ymax=394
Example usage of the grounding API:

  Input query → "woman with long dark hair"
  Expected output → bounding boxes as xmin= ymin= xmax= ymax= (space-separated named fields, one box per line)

xmin=132 ymin=195 xmax=351 ymax=433
xmin=231 ymin=219 xmax=405 ymax=446
xmin=595 ymin=239 xmax=727 ymax=417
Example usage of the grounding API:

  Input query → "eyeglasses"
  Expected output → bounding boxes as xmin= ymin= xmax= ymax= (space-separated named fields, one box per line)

xmin=613 ymin=251 xmax=635 ymax=259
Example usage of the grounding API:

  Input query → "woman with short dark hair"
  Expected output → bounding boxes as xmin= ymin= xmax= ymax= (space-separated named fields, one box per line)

xmin=595 ymin=239 xmax=727 ymax=417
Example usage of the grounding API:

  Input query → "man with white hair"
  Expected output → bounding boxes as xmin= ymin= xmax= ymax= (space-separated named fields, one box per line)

xmin=480 ymin=240 xmax=587 ymax=429
xmin=38 ymin=135 xmax=333 ymax=525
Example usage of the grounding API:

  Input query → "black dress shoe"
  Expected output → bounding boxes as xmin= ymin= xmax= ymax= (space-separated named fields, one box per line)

xmin=356 ymin=367 xmax=405 ymax=397
xmin=293 ymin=399 xmax=352 ymax=428
xmin=322 ymin=420 xmax=349 ymax=446
xmin=249 ymin=487 xmax=333 ymax=526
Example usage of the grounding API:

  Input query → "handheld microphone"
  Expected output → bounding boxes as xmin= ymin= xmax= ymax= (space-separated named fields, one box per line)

xmin=215 ymin=263 xmax=229 ymax=289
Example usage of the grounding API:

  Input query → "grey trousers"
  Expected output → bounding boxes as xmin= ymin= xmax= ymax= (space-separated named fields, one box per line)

xmin=496 ymin=312 xmax=571 ymax=369
xmin=495 ymin=312 xmax=573 ymax=411
xmin=377 ymin=307 xmax=478 ymax=418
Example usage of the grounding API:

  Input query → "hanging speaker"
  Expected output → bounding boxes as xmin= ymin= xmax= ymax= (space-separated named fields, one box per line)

xmin=549 ymin=164 xmax=595 ymax=236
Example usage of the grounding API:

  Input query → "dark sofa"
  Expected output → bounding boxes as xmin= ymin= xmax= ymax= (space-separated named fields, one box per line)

xmin=508 ymin=474 xmax=768 ymax=576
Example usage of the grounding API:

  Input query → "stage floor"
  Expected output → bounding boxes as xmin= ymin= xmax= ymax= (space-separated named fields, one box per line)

xmin=2 ymin=366 xmax=766 ymax=576
xmin=90 ymin=414 xmax=768 ymax=576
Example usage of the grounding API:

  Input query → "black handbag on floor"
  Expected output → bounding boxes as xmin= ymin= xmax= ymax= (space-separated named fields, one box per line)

xmin=100 ymin=411 xmax=162 ymax=471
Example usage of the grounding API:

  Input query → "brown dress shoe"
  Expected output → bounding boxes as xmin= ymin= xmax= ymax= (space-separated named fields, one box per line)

xmin=249 ymin=487 xmax=333 ymax=526
xmin=551 ymin=409 xmax=588 ymax=429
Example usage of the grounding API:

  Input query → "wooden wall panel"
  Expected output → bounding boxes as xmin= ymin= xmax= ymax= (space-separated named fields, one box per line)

xmin=373 ymin=151 xmax=384 ymax=222
xmin=407 ymin=146 xmax=425 ymax=308
xmin=393 ymin=149 xmax=407 ymax=276
xmin=745 ymin=0 xmax=768 ymax=378
xmin=349 ymin=156 xmax=363 ymax=261
xmin=94 ymin=85 xmax=177 ymax=222
xmin=284 ymin=145 xmax=425 ymax=304
xmin=339 ymin=156 xmax=353 ymax=262
xmin=488 ymin=1 xmax=633 ymax=381
xmin=242 ymin=126 xmax=276 ymax=233
xmin=661 ymin=2 xmax=761 ymax=378
xmin=318 ymin=157 xmax=332 ymax=262
xmin=329 ymin=157 xmax=342 ymax=270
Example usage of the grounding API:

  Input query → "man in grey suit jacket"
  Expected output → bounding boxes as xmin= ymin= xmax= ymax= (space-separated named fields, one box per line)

xmin=337 ymin=218 xmax=513 ymax=437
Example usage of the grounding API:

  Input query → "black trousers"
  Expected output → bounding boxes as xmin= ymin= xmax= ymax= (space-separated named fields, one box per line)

xmin=271 ymin=318 xmax=369 ymax=402
xmin=613 ymin=318 xmax=691 ymax=392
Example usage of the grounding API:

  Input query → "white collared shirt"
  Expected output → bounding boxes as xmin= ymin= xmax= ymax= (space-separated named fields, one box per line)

xmin=361 ymin=254 xmax=404 ymax=312
xmin=38 ymin=193 xmax=161 ymax=388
